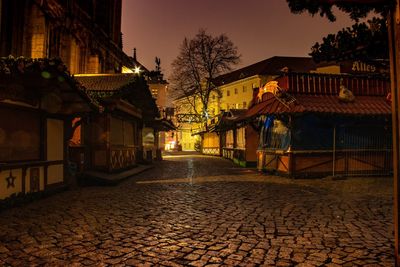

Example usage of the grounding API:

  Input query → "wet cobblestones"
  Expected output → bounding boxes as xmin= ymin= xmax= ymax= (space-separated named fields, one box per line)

xmin=0 ymin=154 xmax=394 ymax=266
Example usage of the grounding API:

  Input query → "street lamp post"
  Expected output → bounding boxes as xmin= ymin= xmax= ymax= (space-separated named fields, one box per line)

xmin=388 ymin=4 xmax=400 ymax=265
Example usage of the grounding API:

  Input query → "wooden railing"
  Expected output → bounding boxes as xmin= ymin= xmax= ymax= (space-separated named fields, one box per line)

xmin=109 ymin=146 xmax=137 ymax=171
xmin=202 ymin=147 xmax=220 ymax=155
xmin=276 ymin=73 xmax=389 ymax=96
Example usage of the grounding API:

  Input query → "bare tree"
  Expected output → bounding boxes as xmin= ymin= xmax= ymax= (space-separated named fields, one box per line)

xmin=170 ymin=29 xmax=240 ymax=123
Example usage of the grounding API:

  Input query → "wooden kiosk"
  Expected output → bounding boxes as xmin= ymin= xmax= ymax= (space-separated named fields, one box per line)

xmin=249 ymin=73 xmax=392 ymax=177
xmin=203 ymin=109 xmax=259 ymax=167
xmin=74 ymin=74 xmax=160 ymax=176
xmin=0 ymin=58 xmax=92 ymax=201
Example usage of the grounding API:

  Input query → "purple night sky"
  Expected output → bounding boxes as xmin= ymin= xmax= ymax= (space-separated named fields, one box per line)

xmin=121 ymin=0 xmax=358 ymax=78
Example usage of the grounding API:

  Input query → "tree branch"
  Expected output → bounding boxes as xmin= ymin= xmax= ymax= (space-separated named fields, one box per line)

xmin=319 ymin=0 xmax=387 ymax=4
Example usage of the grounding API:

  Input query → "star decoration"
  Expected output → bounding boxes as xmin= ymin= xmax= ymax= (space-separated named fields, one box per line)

xmin=6 ymin=171 xmax=16 ymax=189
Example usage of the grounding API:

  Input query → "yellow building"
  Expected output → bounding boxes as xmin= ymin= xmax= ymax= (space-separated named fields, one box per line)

xmin=173 ymin=89 xmax=221 ymax=151
xmin=174 ymin=57 xmax=318 ymax=152
xmin=213 ymin=56 xmax=317 ymax=112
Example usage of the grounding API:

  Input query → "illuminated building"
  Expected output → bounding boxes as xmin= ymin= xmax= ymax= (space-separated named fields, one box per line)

xmin=0 ymin=0 xmax=132 ymax=74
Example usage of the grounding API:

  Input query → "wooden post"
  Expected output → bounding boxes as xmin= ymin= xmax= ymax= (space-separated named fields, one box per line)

xmin=388 ymin=6 xmax=400 ymax=266
xmin=332 ymin=125 xmax=336 ymax=177
xmin=106 ymin=114 xmax=111 ymax=172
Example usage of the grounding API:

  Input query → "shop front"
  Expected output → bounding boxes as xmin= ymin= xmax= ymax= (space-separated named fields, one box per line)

xmin=212 ymin=110 xmax=258 ymax=167
xmin=251 ymin=73 xmax=392 ymax=177
xmin=0 ymin=58 xmax=92 ymax=201
xmin=74 ymin=73 xmax=160 ymax=177
xmin=89 ymin=100 xmax=141 ymax=172
xmin=202 ymin=132 xmax=220 ymax=156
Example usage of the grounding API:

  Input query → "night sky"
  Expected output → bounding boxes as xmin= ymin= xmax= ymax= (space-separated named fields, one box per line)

xmin=121 ymin=0 xmax=357 ymax=78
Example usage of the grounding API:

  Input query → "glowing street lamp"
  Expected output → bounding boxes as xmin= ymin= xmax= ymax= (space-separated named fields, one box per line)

xmin=134 ymin=66 xmax=141 ymax=74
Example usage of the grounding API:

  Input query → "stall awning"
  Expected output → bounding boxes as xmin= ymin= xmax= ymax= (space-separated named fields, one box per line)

xmin=295 ymin=94 xmax=391 ymax=115
xmin=0 ymin=58 xmax=94 ymax=115
xmin=245 ymin=92 xmax=391 ymax=118
xmin=75 ymin=73 xmax=160 ymax=120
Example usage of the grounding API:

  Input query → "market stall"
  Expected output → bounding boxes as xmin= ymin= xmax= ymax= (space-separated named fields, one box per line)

xmin=249 ymin=73 xmax=392 ymax=177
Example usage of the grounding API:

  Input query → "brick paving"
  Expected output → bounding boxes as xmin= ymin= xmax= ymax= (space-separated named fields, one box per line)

xmin=0 ymin=154 xmax=394 ymax=266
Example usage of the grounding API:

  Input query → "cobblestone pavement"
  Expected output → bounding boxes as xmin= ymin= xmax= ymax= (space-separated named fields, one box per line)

xmin=0 ymin=154 xmax=394 ymax=266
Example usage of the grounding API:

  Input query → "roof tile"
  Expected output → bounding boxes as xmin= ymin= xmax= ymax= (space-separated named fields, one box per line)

xmin=213 ymin=57 xmax=316 ymax=86
xmin=74 ymin=74 xmax=135 ymax=91
xmin=245 ymin=93 xmax=391 ymax=118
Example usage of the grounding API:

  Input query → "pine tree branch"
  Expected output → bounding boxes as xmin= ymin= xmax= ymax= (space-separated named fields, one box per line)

xmin=319 ymin=0 xmax=387 ymax=4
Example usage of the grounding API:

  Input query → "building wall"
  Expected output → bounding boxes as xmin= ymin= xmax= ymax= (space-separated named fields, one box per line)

xmin=149 ymin=83 xmax=169 ymax=111
xmin=207 ymin=91 xmax=221 ymax=117
xmin=0 ymin=0 xmax=126 ymax=74
xmin=218 ymin=76 xmax=261 ymax=111
xmin=215 ymin=74 xmax=280 ymax=112
xmin=29 ymin=3 xmax=46 ymax=58
xmin=180 ymin=128 xmax=200 ymax=151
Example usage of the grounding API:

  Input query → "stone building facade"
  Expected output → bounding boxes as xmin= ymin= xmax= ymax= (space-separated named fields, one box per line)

xmin=0 ymin=0 xmax=131 ymax=74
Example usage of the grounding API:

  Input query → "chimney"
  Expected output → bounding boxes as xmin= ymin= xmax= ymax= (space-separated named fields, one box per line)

xmin=133 ymin=48 xmax=137 ymax=61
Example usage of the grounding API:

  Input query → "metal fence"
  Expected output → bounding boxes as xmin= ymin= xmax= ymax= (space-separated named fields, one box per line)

xmin=334 ymin=125 xmax=392 ymax=177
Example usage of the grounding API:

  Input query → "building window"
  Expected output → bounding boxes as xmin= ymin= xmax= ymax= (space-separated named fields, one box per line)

xmin=227 ymin=90 xmax=230 ymax=96
xmin=212 ymin=95 xmax=216 ymax=100
xmin=243 ymin=101 xmax=247 ymax=108
xmin=243 ymin=86 xmax=247 ymax=92
xmin=234 ymin=88 xmax=238 ymax=94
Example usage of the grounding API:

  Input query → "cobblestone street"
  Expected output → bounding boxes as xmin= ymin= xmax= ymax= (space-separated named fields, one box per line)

xmin=0 ymin=154 xmax=394 ymax=266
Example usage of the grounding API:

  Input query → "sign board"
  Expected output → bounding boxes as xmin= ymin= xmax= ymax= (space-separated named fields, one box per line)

xmin=340 ymin=60 xmax=388 ymax=75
